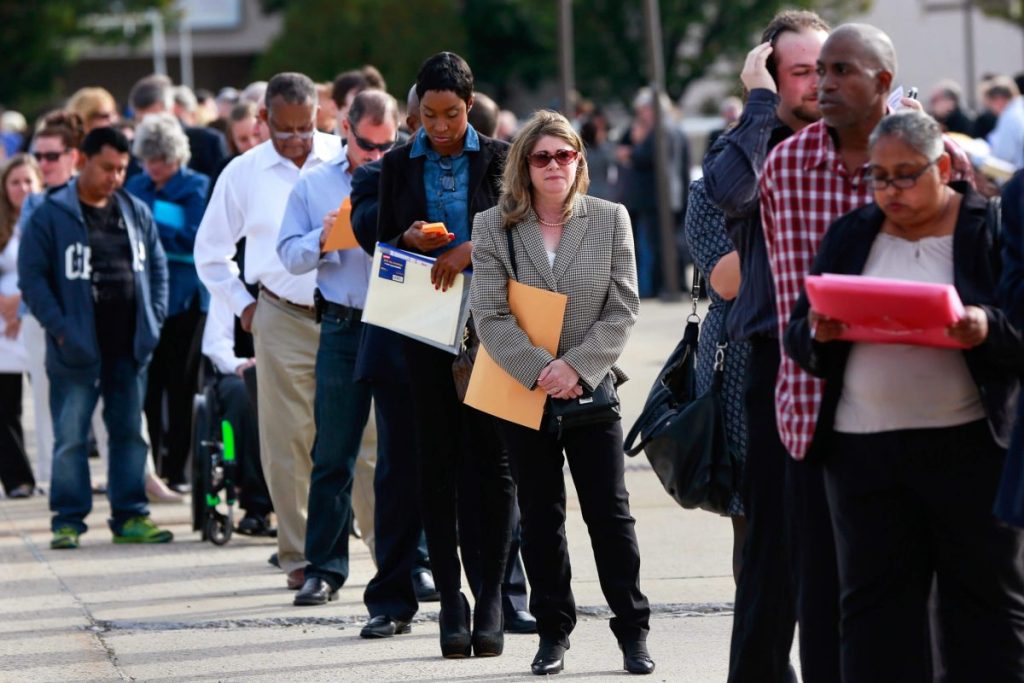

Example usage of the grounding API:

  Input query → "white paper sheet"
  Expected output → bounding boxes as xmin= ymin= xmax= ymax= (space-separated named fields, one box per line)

xmin=362 ymin=243 xmax=471 ymax=354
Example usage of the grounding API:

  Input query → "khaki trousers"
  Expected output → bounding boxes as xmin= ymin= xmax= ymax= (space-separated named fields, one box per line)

xmin=352 ymin=413 xmax=377 ymax=563
xmin=252 ymin=291 xmax=318 ymax=574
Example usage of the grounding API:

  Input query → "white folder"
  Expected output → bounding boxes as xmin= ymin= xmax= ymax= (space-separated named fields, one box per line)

xmin=362 ymin=243 xmax=471 ymax=355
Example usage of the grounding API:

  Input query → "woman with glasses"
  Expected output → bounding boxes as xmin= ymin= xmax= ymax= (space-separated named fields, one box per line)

xmin=786 ymin=110 xmax=1024 ymax=682
xmin=470 ymin=110 xmax=654 ymax=676
xmin=0 ymin=154 xmax=42 ymax=499
xmin=125 ymin=113 xmax=210 ymax=494
xmin=376 ymin=52 xmax=515 ymax=660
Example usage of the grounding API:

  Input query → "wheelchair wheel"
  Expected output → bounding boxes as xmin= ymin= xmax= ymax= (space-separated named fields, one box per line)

xmin=205 ymin=510 xmax=233 ymax=546
xmin=190 ymin=393 xmax=211 ymax=535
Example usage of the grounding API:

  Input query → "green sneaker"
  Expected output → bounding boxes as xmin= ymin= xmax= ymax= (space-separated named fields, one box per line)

xmin=113 ymin=516 xmax=173 ymax=544
xmin=51 ymin=527 xmax=80 ymax=550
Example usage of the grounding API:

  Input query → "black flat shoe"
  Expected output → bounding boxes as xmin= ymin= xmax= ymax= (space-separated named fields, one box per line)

xmin=439 ymin=593 xmax=472 ymax=658
xmin=531 ymin=641 xmax=566 ymax=675
xmin=620 ymin=640 xmax=655 ymax=675
xmin=503 ymin=607 xmax=537 ymax=634
xmin=360 ymin=615 xmax=411 ymax=638
xmin=236 ymin=513 xmax=276 ymax=537
xmin=413 ymin=569 xmax=440 ymax=602
xmin=293 ymin=577 xmax=338 ymax=606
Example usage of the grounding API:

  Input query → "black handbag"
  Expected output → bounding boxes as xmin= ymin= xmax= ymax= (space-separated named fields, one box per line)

xmin=547 ymin=373 xmax=621 ymax=436
xmin=622 ymin=272 xmax=736 ymax=514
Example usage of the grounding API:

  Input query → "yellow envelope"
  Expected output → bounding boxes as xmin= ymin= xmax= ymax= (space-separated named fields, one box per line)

xmin=322 ymin=197 xmax=359 ymax=252
xmin=464 ymin=280 xmax=567 ymax=430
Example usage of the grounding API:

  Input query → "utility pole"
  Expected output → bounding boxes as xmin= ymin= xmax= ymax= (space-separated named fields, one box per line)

xmin=558 ymin=0 xmax=575 ymax=116
xmin=641 ymin=0 xmax=680 ymax=299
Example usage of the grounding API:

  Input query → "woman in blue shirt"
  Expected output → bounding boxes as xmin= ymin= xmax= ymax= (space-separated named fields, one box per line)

xmin=125 ymin=113 xmax=210 ymax=491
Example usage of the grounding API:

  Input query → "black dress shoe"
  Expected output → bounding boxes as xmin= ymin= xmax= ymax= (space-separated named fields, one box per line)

xmin=439 ymin=592 xmax=472 ymax=658
xmin=360 ymin=615 xmax=411 ymax=638
xmin=293 ymin=577 xmax=338 ymax=606
xmin=531 ymin=641 xmax=566 ymax=675
xmin=620 ymin=640 xmax=655 ymax=675
xmin=503 ymin=607 xmax=537 ymax=634
xmin=237 ymin=513 xmax=276 ymax=537
xmin=412 ymin=569 xmax=440 ymax=602
xmin=268 ymin=552 xmax=280 ymax=568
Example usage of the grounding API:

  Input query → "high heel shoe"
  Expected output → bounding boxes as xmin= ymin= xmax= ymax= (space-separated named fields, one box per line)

xmin=472 ymin=593 xmax=504 ymax=657
xmin=439 ymin=592 xmax=472 ymax=658
xmin=145 ymin=473 xmax=184 ymax=504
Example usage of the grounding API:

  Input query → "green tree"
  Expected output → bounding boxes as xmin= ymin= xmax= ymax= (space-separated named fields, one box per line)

xmin=977 ymin=0 xmax=1024 ymax=31
xmin=256 ymin=0 xmax=467 ymax=98
xmin=0 ymin=0 xmax=173 ymax=112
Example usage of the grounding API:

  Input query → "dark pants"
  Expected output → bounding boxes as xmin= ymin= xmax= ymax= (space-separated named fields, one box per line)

xmin=404 ymin=339 xmax=514 ymax=609
xmin=49 ymin=355 xmax=149 ymax=534
xmin=728 ymin=338 xmax=797 ymax=683
xmin=363 ymin=378 xmax=423 ymax=621
xmin=145 ymin=300 xmax=203 ymax=485
xmin=212 ymin=373 xmax=271 ymax=516
xmin=495 ymin=417 xmax=650 ymax=647
xmin=0 ymin=373 xmax=34 ymax=493
xmin=305 ymin=314 xmax=372 ymax=589
xmin=827 ymin=420 xmax=1024 ymax=683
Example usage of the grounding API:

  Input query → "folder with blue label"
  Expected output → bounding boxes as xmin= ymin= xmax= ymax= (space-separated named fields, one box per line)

xmin=362 ymin=243 xmax=471 ymax=354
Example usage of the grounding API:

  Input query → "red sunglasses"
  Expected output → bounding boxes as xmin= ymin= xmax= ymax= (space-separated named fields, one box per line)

xmin=527 ymin=149 xmax=579 ymax=168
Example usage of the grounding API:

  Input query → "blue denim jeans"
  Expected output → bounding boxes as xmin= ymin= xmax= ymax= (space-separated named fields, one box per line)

xmin=49 ymin=355 xmax=149 ymax=534
xmin=305 ymin=314 xmax=372 ymax=589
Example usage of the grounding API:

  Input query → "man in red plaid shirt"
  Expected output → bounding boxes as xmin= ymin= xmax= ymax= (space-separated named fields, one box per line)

xmin=760 ymin=24 xmax=974 ymax=461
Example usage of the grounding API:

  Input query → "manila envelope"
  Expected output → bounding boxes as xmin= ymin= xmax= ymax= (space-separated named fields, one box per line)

xmin=464 ymin=280 xmax=567 ymax=430
xmin=322 ymin=197 xmax=359 ymax=252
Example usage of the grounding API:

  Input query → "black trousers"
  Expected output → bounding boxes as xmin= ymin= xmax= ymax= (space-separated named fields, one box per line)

xmin=827 ymin=420 xmax=1024 ymax=683
xmin=728 ymin=338 xmax=797 ymax=682
xmin=145 ymin=299 xmax=203 ymax=485
xmin=212 ymin=372 xmax=271 ymax=516
xmin=0 ymin=373 xmax=34 ymax=493
xmin=363 ymin=378 xmax=423 ymax=622
xmin=404 ymin=339 xmax=515 ymax=606
xmin=495 ymin=417 xmax=650 ymax=647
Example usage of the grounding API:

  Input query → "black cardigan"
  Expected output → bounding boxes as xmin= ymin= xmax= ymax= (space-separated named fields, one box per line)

xmin=785 ymin=183 xmax=1024 ymax=449
xmin=375 ymin=133 xmax=508 ymax=250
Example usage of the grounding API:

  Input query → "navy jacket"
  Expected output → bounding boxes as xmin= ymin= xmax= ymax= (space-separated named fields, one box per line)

xmin=185 ymin=125 xmax=229 ymax=179
xmin=702 ymin=88 xmax=792 ymax=341
xmin=17 ymin=180 xmax=168 ymax=380
xmin=785 ymin=184 xmax=1023 ymax=449
xmin=125 ymin=166 xmax=209 ymax=316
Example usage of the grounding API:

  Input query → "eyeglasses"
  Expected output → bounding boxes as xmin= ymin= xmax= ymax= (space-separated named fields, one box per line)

xmin=868 ymin=159 xmax=938 ymax=191
xmin=527 ymin=149 xmax=579 ymax=168
xmin=33 ymin=151 xmax=66 ymax=163
xmin=352 ymin=132 xmax=395 ymax=153
xmin=268 ymin=117 xmax=315 ymax=141
xmin=438 ymin=156 xmax=455 ymax=192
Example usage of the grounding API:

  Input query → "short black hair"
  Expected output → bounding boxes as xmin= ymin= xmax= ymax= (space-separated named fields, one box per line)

xmin=81 ymin=126 xmax=131 ymax=157
xmin=265 ymin=72 xmax=317 ymax=108
xmin=416 ymin=52 xmax=474 ymax=103
xmin=467 ymin=92 xmax=499 ymax=137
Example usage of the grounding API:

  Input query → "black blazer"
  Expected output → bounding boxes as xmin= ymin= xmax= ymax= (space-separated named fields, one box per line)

xmin=785 ymin=183 xmax=1024 ymax=449
xmin=185 ymin=125 xmax=229 ymax=179
xmin=376 ymin=133 xmax=508 ymax=248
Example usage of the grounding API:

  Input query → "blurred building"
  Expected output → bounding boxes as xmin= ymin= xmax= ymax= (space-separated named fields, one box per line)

xmin=67 ymin=0 xmax=282 ymax=107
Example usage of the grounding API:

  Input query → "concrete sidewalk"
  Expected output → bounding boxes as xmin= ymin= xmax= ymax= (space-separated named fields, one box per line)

xmin=0 ymin=300 xmax=790 ymax=682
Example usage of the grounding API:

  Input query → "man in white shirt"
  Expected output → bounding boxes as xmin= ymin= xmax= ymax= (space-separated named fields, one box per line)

xmin=195 ymin=72 xmax=341 ymax=588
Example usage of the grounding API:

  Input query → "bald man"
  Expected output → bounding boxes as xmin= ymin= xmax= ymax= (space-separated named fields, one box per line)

xmin=760 ymin=23 xmax=975 ymax=683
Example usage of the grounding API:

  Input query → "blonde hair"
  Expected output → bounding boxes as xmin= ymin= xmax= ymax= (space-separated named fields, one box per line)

xmin=66 ymin=87 xmax=117 ymax=126
xmin=499 ymin=110 xmax=589 ymax=229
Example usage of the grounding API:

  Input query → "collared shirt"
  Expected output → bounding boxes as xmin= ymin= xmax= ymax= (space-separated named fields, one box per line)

xmin=988 ymin=96 xmax=1024 ymax=169
xmin=409 ymin=124 xmax=480 ymax=255
xmin=276 ymin=151 xmax=372 ymax=308
xmin=194 ymin=132 xmax=341 ymax=314
xmin=702 ymin=88 xmax=792 ymax=341
xmin=760 ymin=119 xmax=974 ymax=459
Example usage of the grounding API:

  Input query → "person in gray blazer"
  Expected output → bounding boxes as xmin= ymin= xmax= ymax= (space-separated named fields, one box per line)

xmin=470 ymin=110 xmax=654 ymax=677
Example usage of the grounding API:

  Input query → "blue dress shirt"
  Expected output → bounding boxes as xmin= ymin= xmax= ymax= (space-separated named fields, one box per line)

xmin=409 ymin=124 xmax=480 ymax=255
xmin=276 ymin=151 xmax=372 ymax=308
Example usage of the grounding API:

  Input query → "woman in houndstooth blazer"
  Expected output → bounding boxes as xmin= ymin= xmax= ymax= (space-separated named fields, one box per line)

xmin=470 ymin=110 xmax=654 ymax=676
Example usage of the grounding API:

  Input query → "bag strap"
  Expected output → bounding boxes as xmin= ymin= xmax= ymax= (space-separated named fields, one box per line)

xmin=506 ymin=228 xmax=518 ymax=281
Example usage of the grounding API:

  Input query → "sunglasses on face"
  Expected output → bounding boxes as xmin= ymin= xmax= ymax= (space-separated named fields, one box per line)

xmin=352 ymin=132 xmax=395 ymax=153
xmin=527 ymin=149 xmax=579 ymax=168
xmin=33 ymin=151 xmax=66 ymax=163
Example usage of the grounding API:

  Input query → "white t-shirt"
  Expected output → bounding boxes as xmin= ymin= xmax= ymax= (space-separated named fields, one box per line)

xmin=834 ymin=232 xmax=985 ymax=434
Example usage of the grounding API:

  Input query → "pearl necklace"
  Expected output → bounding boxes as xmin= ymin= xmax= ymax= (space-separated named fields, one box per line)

xmin=537 ymin=216 xmax=567 ymax=228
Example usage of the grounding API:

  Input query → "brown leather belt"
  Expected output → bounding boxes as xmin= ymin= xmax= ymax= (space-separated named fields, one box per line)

xmin=259 ymin=285 xmax=316 ymax=314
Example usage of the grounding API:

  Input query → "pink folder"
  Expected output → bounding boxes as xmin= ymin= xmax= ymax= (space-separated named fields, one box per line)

xmin=804 ymin=273 xmax=968 ymax=349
